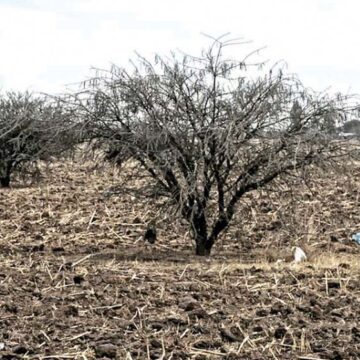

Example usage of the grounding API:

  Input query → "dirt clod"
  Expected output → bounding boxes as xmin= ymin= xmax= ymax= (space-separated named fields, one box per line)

xmin=274 ymin=326 xmax=287 ymax=339
xmin=220 ymin=326 xmax=243 ymax=342
xmin=94 ymin=343 xmax=117 ymax=358
xmin=73 ymin=274 xmax=85 ymax=284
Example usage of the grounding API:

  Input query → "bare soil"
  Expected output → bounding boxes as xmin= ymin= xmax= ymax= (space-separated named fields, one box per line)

xmin=0 ymin=160 xmax=360 ymax=359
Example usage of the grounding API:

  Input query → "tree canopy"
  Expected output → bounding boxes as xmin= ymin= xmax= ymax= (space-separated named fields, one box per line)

xmin=71 ymin=35 xmax=356 ymax=255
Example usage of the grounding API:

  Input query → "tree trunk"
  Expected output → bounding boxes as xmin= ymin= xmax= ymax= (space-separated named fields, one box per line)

xmin=0 ymin=161 xmax=12 ymax=188
xmin=194 ymin=231 xmax=213 ymax=256
xmin=195 ymin=241 xmax=212 ymax=256
xmin=0 ymin=175 xmax=10 ymax=187
xmin=191 ymin=209 xmax=212 ymax=256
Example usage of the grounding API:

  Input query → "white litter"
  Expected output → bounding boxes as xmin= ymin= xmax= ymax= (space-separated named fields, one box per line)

xmin=293 ymin=246 xmax=307 ymax=263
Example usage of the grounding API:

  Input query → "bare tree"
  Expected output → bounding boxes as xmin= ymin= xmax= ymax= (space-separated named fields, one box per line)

xmin=75 ymin=35 xmax=355 ymax=255
xmin=0 ymin=91 xmax=75 ymax=187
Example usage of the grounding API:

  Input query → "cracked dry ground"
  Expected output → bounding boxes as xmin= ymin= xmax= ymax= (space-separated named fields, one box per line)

xmin=0 ymin=161 xmax=360 ymax=359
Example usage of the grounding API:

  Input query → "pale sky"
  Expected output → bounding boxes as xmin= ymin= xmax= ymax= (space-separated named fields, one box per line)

xmin=0 ymin=0 xmax=359 ymax=95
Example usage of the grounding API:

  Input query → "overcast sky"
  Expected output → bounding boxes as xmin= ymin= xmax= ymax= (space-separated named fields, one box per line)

xmin=0 ymin=0 xmax=359 ymax=95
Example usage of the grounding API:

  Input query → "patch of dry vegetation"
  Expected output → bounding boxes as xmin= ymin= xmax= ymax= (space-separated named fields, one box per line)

xmin=0 ymin=159 xmax=360 ymax=359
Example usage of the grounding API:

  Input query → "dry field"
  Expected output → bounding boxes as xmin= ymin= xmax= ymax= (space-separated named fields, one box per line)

xmin=0 ymin=159 xmax=360 ymax=359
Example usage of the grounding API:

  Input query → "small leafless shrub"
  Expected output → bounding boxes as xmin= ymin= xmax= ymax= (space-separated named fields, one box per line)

xmin=0 ymin=91 xmax=76 ymax=187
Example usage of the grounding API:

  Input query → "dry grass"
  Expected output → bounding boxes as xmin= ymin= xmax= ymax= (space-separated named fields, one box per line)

xmin=0 ymin=158 xmax=360 ymax=359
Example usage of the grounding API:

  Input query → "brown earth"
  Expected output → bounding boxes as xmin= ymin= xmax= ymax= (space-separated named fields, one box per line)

xmin=0 ymin=160 xmax=360 ymax=359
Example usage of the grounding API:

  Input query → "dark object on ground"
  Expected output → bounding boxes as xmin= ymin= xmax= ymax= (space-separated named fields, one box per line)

xmin=144 ymin=225 xmax=157 ymax=244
